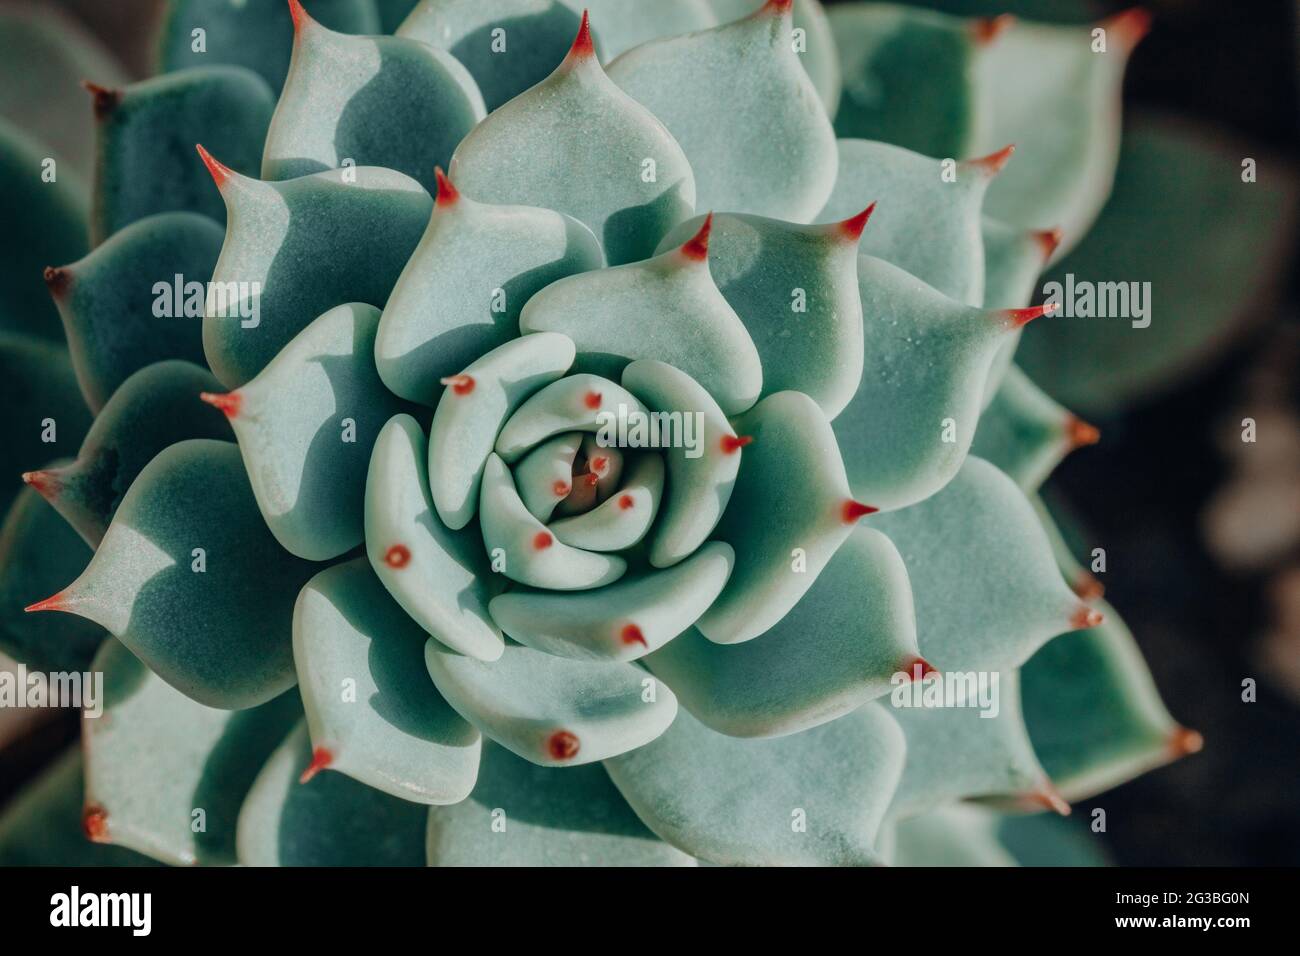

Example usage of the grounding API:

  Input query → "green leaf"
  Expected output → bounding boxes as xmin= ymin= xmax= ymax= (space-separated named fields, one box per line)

xmin=647 ymin=527 xmax=918 ymax=737
xmin=90 ymin=66 xmax=275 ymax=244
xmin=82 ymin=638 xmax=302 ymax=865
xmin=427 ymin=740 xmax=695 ymax=866
xmin=47 ymin=212 xmax=223 ymax=412
xmin=997 ymin=811 xmax=1111 ymax=867
xmin=262 ymin=7 xmax=485 ymax=196
xmin=377 ymin=169 xmax=602 ymax=405
xmin=206 ymin=302 xmax=411 ymax=561
xmin=236 ymin=720 xmax=429 ymax=866
xmin=980 ymin=215 xmax=1058 ymax=403
xmin=887 ymin=804 xmax=1017 ymax=867
xmin=32 ymin=439 xmax=320 ymax=709
xmin=294 ymin=559 xmax=482 ymax=803
xmin=494 ymin=373 xmax=648 ymax=462
xmin=549 ymin=452 xmax=664 ymax=551
xmin=870 ymin=456 xmax=1092 ymax=672
xmin=449 ymin=14 xmax=695 ymax=265
xmin=425 ymin=637 xmax=678 ymax=765
xmin=605 ymin=703 xmax=904 ymax=865
xmin=585 ymin=0 xmax=718 ymax=60
xmin=199 ymin=158 xmax=432 ymax=388
xmin=608 ymin=2 xmax=836 ymax=222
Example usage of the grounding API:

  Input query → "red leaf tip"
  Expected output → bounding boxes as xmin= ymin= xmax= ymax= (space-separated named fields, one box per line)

xmin=681 ymin=213 xmax=714 ymax=261
xmin=287 ymin=0 xmax=312 ymax=32
xmin=583 ymin=390 xmax=602 ymax=409
xmin=25 ymin=591 xmax=67 ymax=614
xmin=1072 ymin=572 xmax=1105 ymax=602
xmin=1065 ymin=416 xmax=1101 ymax=448
xmin=967 ymin=143 xmax=1015 ymax=175
xmin=761 ymin=0 xmax=795 ymax=15
xmin=839 ymin=203 xmax=876 ymax=242
xmin=899 ymin=657 xmax=936 ymax=682
xmin=299 ymin=747 xmax=333 ymax=784
xmin=82 ymin=805 xmax=109 ymax=842
xmin=1027 ymin=784 xmax=1072 ymax=816
xmin=199 ymin=391 xmax=242 ymax=419
xmin=972 ymin=14 xmax=1015 ymax=45
xmin=22 ymin=469 xmax=62 ymax=500
xmin=617 ymin=494 xmax=634 ymax=510
xmin=43 ymin=266 xmax=71 ymax=297
xmin=1168 ymin=726 xmax=1204 ymax=758
xmin=1004 ymin=301 xmax=1059 ymax=327
xmin=1104 ymin=7 xmax=1153 ymax=52
xmin=547 ymin=729 xmax=581 ymax=760
xmin=81 ymin=80 xmax=120 ymax=119
xmin=1070 ymin=605 xmax=1104 ymax=630
xmin=195 ymin=144 xmax=233 ymax=188
xmin=553 ymin=479 xmax=571 ymax=497
xmin=1034 ymin=227 xmax=1063 ymax=261
xmin=720 ymin=434 xmax=753 ymax=454
xmin=842 ymin=499 xmax=878 ymax=523
xmin=621 ymin=624 xmax=647 ymax=647
xmin=532 ymin=531 xmax=554 ymax=550
xmin=440 ymin=374 xmax=475 ymax=396
xmin=566 ymin=10 xmax=595 ymax=61
xmin=384 ymin=544 xmax=411 ymax=569
xmin=434 ymin=166 xmax=459 ymax=206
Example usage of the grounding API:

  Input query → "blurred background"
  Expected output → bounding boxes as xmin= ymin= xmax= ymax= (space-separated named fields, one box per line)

xmin=0 ymin=0 xmax=1296 ymax=865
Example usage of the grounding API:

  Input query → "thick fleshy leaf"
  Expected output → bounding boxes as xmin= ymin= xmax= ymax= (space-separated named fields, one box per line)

xmin=0 ymin=332 xmax=93 ymax=515
xmin=47 ymin=212 xmax=222 ymax=412
xmin=605 ymin=703 xmax=904 ymax=865
xmin=980 ymin=216 xmax=1058 ymax=404
xmin=207 ymin=302 xmax=409 ymax=561
xmin=970 ymin=364 xmax=1098 ymax=491
xmin=0 ymin=487 xmax=105 ymax=673
xmin=426 ymin=740 xmax=695 ymax=866
xmin=833 ymin=255 xmax=1032 ymax=511
xmin=449 ymin=14 xmax=695 ymax=265
xmin=585 ymin=0 xmax=718 ymax=60
xmin=886 ymin=670 xmax=1054 ymax=820
xmin=31 ymin=439 xmax=319 ymax=709
xmin=549 ymin=452 xmax=664 ymax=551
xmin=494 ymin=373 xmax=648 ymax=462
xmin=697 ymin=390 xmax=863 ymax=644
xmin=23 ymin=360 xmax=233 ymax=548
xmin=514 ymin=432 xmax=583 ymax=523
xmin=521 ymin=226 xmax=762 ymax=416
xmin=648 ymin=527 xmax=918 ymax=737
xmin=489 ymin=541 xmax=733 ymax=662
xmin=871 ymin=456 xmax=1093 ymax=672
xmin=199 ymin=158 xmax=432 ymax=388
xmin=262 ymin=4 xmax=484 ymax=196
xmin=608 ymin=1 xmax=836 ymax=222
xmin=477 ymin=453 xmax=626 ymax=590
xmin=397 ymin=0 xmax=586 ymax=111
xmin=294 ymin=559 xmax=482 ymax=804
xmin=1022 ymin=600 xmax=1193 ymax=802
xmin=829 ymin=3 xmax=992 ymax=159
xmin=89 ymin=66 xmax=275 ymax=244
xmin=655 ymin=211 xmax=865 ymax=418
xmin=0 ymin=749 xmax=160 ymax=867
xmin=1017 ymin=113 xmax=1300 ymax=414
xmin=0 ymin=120 xmax=89 ymax=342
xmin=378 ymin=0 xmax=420 ymax=32
xmin=617 ymin=360 xmax=743 ymax=567
xmin=820 ymin=139 xmax=1004 ymax=306
xmin=425 ymin=637 xmax=677 ymax=765
xmin=236 ymin=721 xmax=428 ymax=866
xmin=377 ymin=171 xmax=602 ymax=404
xmin=975 ymin=10 xmax=1149 ymax=253
xmin=887 ymin=804 xmax=1017 ymax=867
xmin=158 ymin=0 xmax=382 ymax=93
xmin=997 ymin=811 xmax=1111 ymax=867
xmin=82 ymin=639 xmax=302 ymax=866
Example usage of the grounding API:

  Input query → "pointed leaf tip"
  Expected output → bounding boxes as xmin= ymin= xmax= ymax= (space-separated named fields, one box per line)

xmin=533 ymin=531 xmax=554 ymax=550
xmin=1026 ymin=784 xmax=1072 ymax=816
xmin=968 ymin=144 xmax=1016 ymax=176
xmin=1035 ymin=228 xmax=1063 ymax=260
xmin=1072 ymin=572 xmax=1105 ymax=602
xmin=199 ymin=391 xmax=242 ymax=419
xmin=1065 ymin=416 xmax=1101 ymax=448
xmin=21 ymin=469 xmax=62 ymax=500
xmin=761 ymin=0 xmax=795 ymax=15
xmin=25 ymin=591 xmax=68 ymax=614
xmin=839 ymin=203 xmax=876 ymax=242
xmin=972 ymin=14 xmax=1016 ymax=45
xmin=287 ymin=0 xmax=312 ymax=32
xmin=1070 ymin=605 xmax=1104 ymax=630
xmin=721 ymin=434 xmax=753 ymax=454
xmin=621 ymin=624 xmax=647 ymax=647
xmin=566 ymin=10 xmax=595 ymax=61
xmin=842 ymin=500 xmax=879 ymax=523
xmin=195 ymin=144 xmax=233 ymax=188
xmin=82 ymin=805 xmax=110 ymax=842
xmin=1004 ymin=301 xmax=1059 ymax=327
xmin=547 ymin=730 xmax=581 ymax=760
xmin=434 ymin=167 xmax=459 ymax=207
xmin=42 ymin=266 xmax=71 ymax=297
xmin=440 ymin=374 xmax=475 ymax=395
xmin=1169 ymin=726 xmax=1204 ymax=757
xmin=81 ymin=80 xmax=120 ymax=119
xmin=899 ymin=657 xmax=936 ymax=682
xmin=298 ymin=746 xmax=333 ymax=784
xmin=681 ymin=213 xmax=714 ymax=261
xmin=1105 ymin=7 xmax=1153 ymax=52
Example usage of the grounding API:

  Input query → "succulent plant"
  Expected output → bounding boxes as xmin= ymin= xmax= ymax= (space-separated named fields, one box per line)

xmin=0 ymin=0 xmax=1208 ymax=867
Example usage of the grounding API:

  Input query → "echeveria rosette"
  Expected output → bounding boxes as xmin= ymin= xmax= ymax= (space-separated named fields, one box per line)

xmin=0 ymin=0 xmax=1202 ymax=868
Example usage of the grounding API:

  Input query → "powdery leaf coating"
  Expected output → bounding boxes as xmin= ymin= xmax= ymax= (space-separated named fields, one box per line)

xmin=494 ymin=373 xmax=647 ymax=462
xmin=294 ymin=559 xmax=482 ymax=804
xmin=584 ymin=0 xmax=718 ymax=61
xmin=365 ymin=415 xmax=504 ymax=662
xmin=605 ymin=703 xmax=904 ymax=866
xmin=608 ymin=2 xmax=837 ymax=222
xmin=449 ymin=15 xmax=696 ymax=265
xmin=48 ymin=212 xmax=222 ymax=412
xmin=263 ymin=9 xmax=485 ymax=195
xmin=426 ymin=741 xmax=695 ymax=866
xmin=647 ymin=527 xmax=918 ymax=737
xmin=424 ymin=637 xmax=678 ymax=766
xmin=83 ymin=639 xmax=302 ymax=866
xmin=489 ymin=541 xmax=734 ymax=662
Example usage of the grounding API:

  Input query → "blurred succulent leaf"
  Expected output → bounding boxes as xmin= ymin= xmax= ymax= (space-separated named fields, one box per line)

xmin=427 ymin=740 xmax=695 ymax=866
xmin=377 ymin=0 xmax=420 ymax=32
xmin=980 ymin=215 xmax=1059 ymax=403
xmin=90 ymin=66 xmax=275 ymax=244
xmin=82 ymin=638 xmax=302 ymax=866
xmin=887 ymin=803 xmax=1017 ymax=867
xmin=584 ymin=0 xmax=718 ymax=60
xmin=294 ymin=559 xmax=482 ymax=804
xmin=605 ymin=703 xmax=904 ymax=865
xmin=996 ymin=810 xmax=1111 ymax=867
xmin=47 ymin=212 xmax=223 ymax=411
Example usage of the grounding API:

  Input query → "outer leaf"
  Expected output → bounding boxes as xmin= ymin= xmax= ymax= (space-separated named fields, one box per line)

xmin=980 ymin=215 xmax=1058 ymax=403
xmin=607 ymin=1 xmax=836 ymax=222
xmin=31 ymin=439 xmax=320 ymax=709
xmin=82 ymin=639 xmax=302 ymax=866
xmin=449 ymin=14 xmax=695 ymax=265
xmin=997 ymin=811 xmax=1111 ymax=867
xmin=584 ymin=0 xmax=718 ymax=61
xmin=887 ymin=804 xmax=1017 ymax=867
xmin=294 ymin=559 xmax=482 ymax=804
xmin=426 ymin=741 xmax=695 ymax=866
xmin=605 ymin=703 xmax=904 ymax=865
